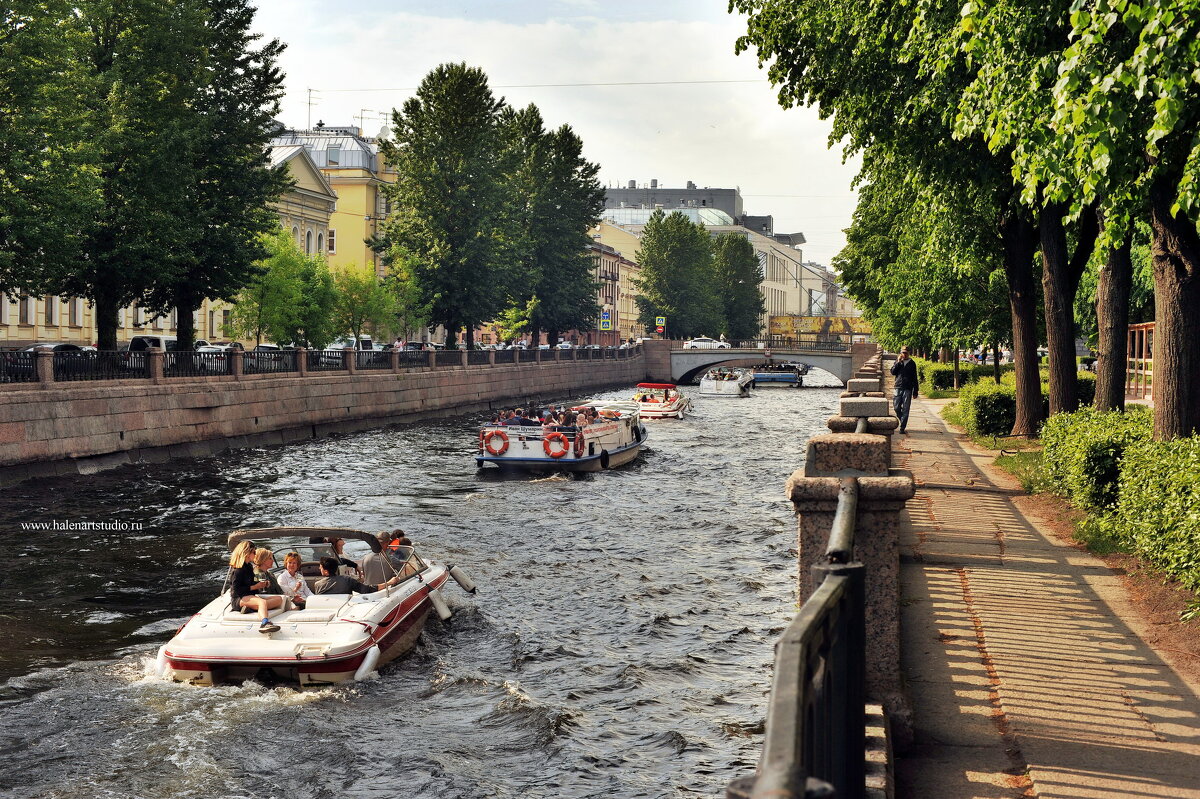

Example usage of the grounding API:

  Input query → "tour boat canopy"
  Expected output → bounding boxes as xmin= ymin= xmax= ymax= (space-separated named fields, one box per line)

xmin=636 ymin=383 xmax=677 ymax=390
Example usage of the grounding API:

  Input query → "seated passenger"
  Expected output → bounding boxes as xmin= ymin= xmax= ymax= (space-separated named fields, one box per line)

xmin=276 ymin=551 xmax=313 ymax=607
xmin=326 ymin=537 xmax=359 ymax=575
xmin=361 ymin=532 xmax=405 ymax=584
xmin=313 ymin=556 xmax=400 ymax=594
xmin=228 ymin=541 xmax=284 ymax=633
xmin=252 ymin=549 xmax=282 ymax=594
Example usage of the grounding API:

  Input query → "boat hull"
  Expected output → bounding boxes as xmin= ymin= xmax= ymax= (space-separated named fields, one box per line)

xmin=477 ymin=403 xmax=646 ymax=472
xmin=699 ymin=378 xmax=753 ymax=397
xmin=161 ymin=571 xmax=449 ymax=686
xmin=477 ymin=437 xmax=644 ymax=471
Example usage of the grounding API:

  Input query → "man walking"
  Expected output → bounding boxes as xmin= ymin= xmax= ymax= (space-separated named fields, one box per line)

xmin=890 ymin=346 xmax=919 ymax=433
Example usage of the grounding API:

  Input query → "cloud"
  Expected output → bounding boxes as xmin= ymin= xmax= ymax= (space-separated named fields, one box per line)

xmin=254 ymin=3 xmax=859 ymax=263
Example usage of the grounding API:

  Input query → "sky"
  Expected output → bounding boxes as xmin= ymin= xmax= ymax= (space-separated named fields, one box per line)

xmin=252 ymin=0 xmax=861 ymax=266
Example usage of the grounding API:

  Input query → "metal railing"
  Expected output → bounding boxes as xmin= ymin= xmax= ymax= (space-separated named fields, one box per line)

xmin=308 ymin=350 xmax=346 ymax=372
xmin=47 ymin=351 xmax=128 ymax=381
xmin=493 ymin=349 xmax=516 ymax=364
xmin=467 ymin=350 xmax=492 ymax=366
xmin=672 ymin=336 xmax=851 ymax=353
xmin=395 ymin=350 xmax=428 ymax=368
xmin=434 ymin=350 xmax=461 ymax=368
xmin=243 ymin=350 xmax=298 ymax=374
xmin=729 ymin=478 xmax=865 ymax=799
xmin=1 ymin=351 xmax=38 ymax=383
xmin=164 ymin=351 xmax=231 ymax=377
xmin=518 ymin=349 xmax=538 ymax=363
xmin=356 ymin=350 xmax=392 ymax=370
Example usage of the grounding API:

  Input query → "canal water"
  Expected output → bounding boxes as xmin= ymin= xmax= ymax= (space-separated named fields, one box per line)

xmin=0 ymin=377 xmax=842 ymax=799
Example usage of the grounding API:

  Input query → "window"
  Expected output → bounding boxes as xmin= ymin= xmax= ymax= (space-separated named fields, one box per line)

xmin=292 ymin=225 xmax=299 ymax=245
xmin=18 ymin=297 xmax=33 ymax=325
xmin=326 ymin=145 xmax=340 ymax=165
xmin=152 ymin=314 xmax=163 ymax=330
xmin=222 ymin=309 xmax=231 ymax=337
xmin=305 ymin=230 xmax=313 ymax=254
xmin=44 ymin=296 xmax=59 ymax=326
xmin=134 ymin=306 xmax=145 ymax=326
xmin=117 ymin=307 xmax=125 ymax=327
xmin=317 ymin=232 xmax=323 ymax=253
xmin=170 ymin=308 xmax=178 ymax=330
xmin=327 ymin=229 xmax=336 ymax=253
xmin=209 ymin=310 xmax=217 ymax=338
xmin=0 ymin=295 xmax=9 ymax=325
xmin=69 ymin=298 xmax=83 ymax=327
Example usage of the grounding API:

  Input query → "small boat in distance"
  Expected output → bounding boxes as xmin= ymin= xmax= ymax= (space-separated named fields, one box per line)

xmin=476 ymin=401 xmax=647 ymax=471
xmin=699 ymin=367 xmax=754 ymax=397
xmin=632 ymin=382 xmax=692 ymax=419
xmin=753 ymin=361 xmax=810 ymax=387
xmin=156 ymin=527 xmax=477 ymax=687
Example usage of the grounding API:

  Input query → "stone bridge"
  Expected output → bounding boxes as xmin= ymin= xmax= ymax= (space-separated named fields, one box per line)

xmin=641 ymin=340 xmax=874 ymax=385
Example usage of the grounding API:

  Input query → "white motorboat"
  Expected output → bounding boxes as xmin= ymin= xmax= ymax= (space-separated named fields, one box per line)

xmin=155 ymin=527 xmax=477 ymax=686
xmin=476 ymin=401 xmax=647 ymax=471
xmin=699 ymin=367 xmax=754 ymax=397
xmin=632 ymin=382 xmax=692 ymax=419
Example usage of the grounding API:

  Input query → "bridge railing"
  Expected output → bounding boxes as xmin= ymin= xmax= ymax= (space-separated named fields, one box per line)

xmin=667 ymin=336 xmax=851 ymax=352
xmin=728 ymin=478 xmax=866 ymax=799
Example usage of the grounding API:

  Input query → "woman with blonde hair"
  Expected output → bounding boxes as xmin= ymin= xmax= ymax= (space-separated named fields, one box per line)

xmin=229 ymin=540 xmax=284 ymax=633
xmin=276 ymin=551 xmax=313 ymax=607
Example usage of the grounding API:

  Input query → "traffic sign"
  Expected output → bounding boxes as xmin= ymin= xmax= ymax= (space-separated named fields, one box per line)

xmin=599 ymin=320 xmax=612 ymax=330
xmin=601 ymin=310 xmax=611 ymax=320
xmin=655 ymin=326 xmax=664 ymax=333
xmin=655 ymin=316 xmax=666 ymax=326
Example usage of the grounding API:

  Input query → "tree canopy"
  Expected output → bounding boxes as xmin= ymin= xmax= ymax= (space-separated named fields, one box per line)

xmin=634 ymin=210 xmax=724 ymax=339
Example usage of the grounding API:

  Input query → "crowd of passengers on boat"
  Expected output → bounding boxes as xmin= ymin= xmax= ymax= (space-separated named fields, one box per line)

xmin=488 ymin=405 xmax=614 ymax=430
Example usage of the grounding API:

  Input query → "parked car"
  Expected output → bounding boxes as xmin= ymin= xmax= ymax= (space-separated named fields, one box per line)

xmin=243 ymin=343 xmax=285 ymax=372
xmin=556 ymin=341 xmax=574 ymax=349
xmin=403 ymin=341 xmax=444 ymax=351
xmin=683 ymin=337 xmax=730 ymax=349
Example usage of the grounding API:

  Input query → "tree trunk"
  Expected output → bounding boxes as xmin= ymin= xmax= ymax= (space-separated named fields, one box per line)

xmin=95 ymin=294 xmax=119 ymax=351
xmin=1149 ymin=175 xmax=1200 ymax=439
xmin=952 ymin=350 xmax=960 ymax=389
xmin=1001 ymin=210 xmax=1042 ymax=437
xmin=992 ymin=344 xmax=1001 ymax=383
xmin=1094 ymin=232 xmax=1132 ymax=412
xmin=1039 ymin=203 xmax=1099 ymax=416
xmin=174 ymin=289 xmax=197 ymax=351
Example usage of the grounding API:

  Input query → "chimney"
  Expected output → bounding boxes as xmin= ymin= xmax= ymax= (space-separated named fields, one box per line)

xmin=686 ymin=180 xmax=696 ymax=190
xmin=650 ymin=178 xmax=658 ymax=189
xmin=627 ymin=180 xmax=636 ymax=189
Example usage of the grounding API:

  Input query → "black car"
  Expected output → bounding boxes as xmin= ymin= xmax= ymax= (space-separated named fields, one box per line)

xmin=1 ymin=343 xmax=85 ymax=382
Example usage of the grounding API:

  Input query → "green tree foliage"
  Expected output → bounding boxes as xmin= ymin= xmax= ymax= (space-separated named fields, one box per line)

xmin=711 ymin=234 xmax=766 ymax=340
xmin=141 ymin=0 xmax=288 ymax=351
xmin=332 ymin=268 xmax=399 ymax=346
xmin=381 ymin=252 xmax=430 ymax=343
xmin=634 ymin=210 xmax=724 ymax=339
xmin=494 ymin=297 xmax=539 ymax=345
xmin=497 ymin=105 xmax=604 ymax=345
xmin=379 ymin=63 xmax=508 ymax=349
xmin=0 ymin=1 xmax=98 ymax=292
xmin=228 ymin=230 xmax=302 ymax=345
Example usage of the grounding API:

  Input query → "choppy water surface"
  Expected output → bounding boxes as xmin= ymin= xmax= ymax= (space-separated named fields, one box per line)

xmin=0 ymin=379 xmax=841 ymax=798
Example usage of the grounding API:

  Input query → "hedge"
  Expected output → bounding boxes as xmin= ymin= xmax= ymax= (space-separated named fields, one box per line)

xmin=957 ymin=381 xmax=1017 ymax=437
xmin=1099 ymin=437 xmax=1200 ymax=591
xmin=1040 ymin=406 xmax=1153 ymax=510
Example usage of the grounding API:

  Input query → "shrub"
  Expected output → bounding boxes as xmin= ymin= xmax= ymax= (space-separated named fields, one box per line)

xmin=1102 ymin=437 xmax=1200 ymax=591
xmin=918 ymin=361 xmax=957 ymax=392
xmin=1040 ymin=406 xmax=1153 ymax=510
xmin=957 ymin=380 xmax=1017 ymax=437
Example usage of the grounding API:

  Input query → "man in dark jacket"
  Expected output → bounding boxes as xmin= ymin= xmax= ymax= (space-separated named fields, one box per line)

xmin=890 ymin=346 xmax=919 ymax=433
xmin=313 ymin=556 xmax=400 ymax=594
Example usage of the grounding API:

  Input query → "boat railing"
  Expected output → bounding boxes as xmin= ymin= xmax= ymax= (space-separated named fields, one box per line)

xmin=728 ymin=478 xmax=865 ymax=799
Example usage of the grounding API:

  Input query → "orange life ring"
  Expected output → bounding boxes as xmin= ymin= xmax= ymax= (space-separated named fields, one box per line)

xmin=484 ymin=429 xmax=509 ymax=456
xmin=574 ymin=431 xmax=586 ymax=457
xmin=543 ymin=432 xmax=569 ymax=458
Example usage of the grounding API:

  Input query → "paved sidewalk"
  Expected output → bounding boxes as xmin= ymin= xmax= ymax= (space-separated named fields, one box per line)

xmin=893 ymin=396 xmax=1200 ymax=798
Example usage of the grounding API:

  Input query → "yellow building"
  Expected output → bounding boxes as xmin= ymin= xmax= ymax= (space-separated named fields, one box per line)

xmin=590 ymin=220 xmax=644 ymax=342
xmin=0 ymin=145 xmax=337 ymax=348
xmin=270 ymin=125 xmax=396 ymax=278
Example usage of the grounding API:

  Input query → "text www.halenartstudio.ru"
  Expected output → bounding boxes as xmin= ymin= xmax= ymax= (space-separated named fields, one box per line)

xmin=20 ymin=520 xmax=144 ymax=531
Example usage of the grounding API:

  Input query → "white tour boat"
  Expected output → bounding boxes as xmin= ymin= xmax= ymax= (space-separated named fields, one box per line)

xmin=155 ymin=527 xmax=477 ymax=686
xmin=476 ymin=401 xmax=647 ymax=471
xmin=632 ymin=382 xmax=692 ymax=419
xmin=753 ymin=361 xmax=810 ymax=387
xmin=699 ymin=367 xmax=754 ymax=397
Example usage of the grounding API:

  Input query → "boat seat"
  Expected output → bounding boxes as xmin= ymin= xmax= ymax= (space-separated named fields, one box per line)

xmin=221 ymin=604 xmax=289 ymax=622
xmin=281 ymin=610 xmax=336 ymax=623
xmin=302 ymin=594 xmax=349 ymax=611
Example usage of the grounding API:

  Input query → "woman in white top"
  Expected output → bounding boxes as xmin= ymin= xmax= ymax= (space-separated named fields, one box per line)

xmin=276 ymin=551 xmax=314 ymax=607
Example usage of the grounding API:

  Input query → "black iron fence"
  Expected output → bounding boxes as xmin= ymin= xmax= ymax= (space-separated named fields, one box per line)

xmin=728 ymin=478 xmax=865 ymax=799
xmin=163 ymin=351 xmax=231 ymax=377
xmin=356 ymin=350 xmax=392 ymax=370
xmin=0 ymin=344 xmax=643 ymax=387
xmin=674 ymin=336 xmax=851 ymax=353
xmin=307 ymin=350 xmax=346 ymax=372
xmin=1 ymin=351 xmax=39 ymax=383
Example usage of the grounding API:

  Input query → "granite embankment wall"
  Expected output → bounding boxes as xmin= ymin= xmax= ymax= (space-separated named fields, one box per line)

xmin=0 ymin=356 xmax=645 ymax=483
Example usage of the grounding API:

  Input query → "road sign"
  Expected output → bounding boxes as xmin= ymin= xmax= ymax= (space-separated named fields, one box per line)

xmin=601 ymin=310 xmax=611 ymax=320
xmin=655 ymin=316 xmax=666 ymax=326
xmin=655 ymin=326 xmax=664 ymax=334
xmin=599 ymin=320 xmax=612 ymax=330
